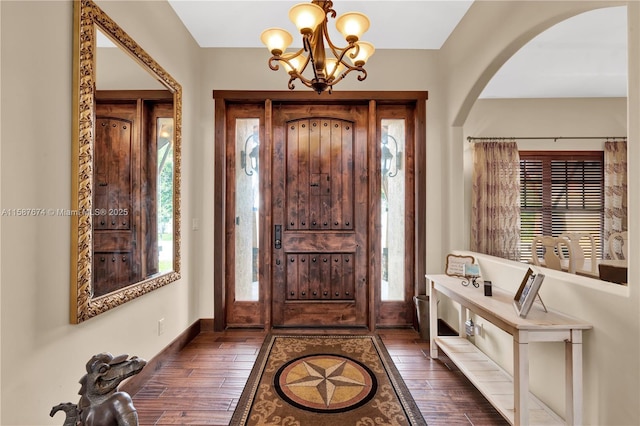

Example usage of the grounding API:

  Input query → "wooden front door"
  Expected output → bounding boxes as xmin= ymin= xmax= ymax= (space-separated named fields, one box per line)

xmin=271 ymin=104 xmax=369 ymax=327
xmin=215 ymin=91 xmax=428 ymax=332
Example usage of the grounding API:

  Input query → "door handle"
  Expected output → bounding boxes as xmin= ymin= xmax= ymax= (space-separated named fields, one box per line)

xmin=274 ymin=224 xmax=282 ymax=249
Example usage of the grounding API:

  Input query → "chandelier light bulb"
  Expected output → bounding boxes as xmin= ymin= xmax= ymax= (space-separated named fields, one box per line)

xmin=289 ymin=3 xmax=325 ymax=34
xmin=260 ymin=28 xmax=293 ymax=55
xmin=325 ymin=58 xmax=345 ymax=78
xmin=348 ymin=41 xmax=375 ymax=66
xmin=335 ymin=12 xmax=370 ymax=43
xmin=282 ymin=55 xmax=304 ymax=73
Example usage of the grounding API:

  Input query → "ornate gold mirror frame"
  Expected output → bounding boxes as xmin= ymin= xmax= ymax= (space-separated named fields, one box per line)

xmin=71 ymin=0 xmax=182 ymax=323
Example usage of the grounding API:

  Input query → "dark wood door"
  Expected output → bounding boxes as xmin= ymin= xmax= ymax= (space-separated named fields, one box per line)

xmin=93 ymin=96 xmax=170 ymax=297
xmin=271 ymin=104 xmax=369 ymax=327
xmin=93 ymin=104 xmax=138 ymax=296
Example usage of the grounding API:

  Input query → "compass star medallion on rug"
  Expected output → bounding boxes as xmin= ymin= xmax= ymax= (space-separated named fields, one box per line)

xmin=231 ymin=335 xmax=426 ymax=425
xmin=275 ymin=353 xmax=377 ymax=412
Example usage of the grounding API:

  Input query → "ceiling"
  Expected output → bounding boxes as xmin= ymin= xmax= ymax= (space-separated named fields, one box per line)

xmin=166 ymin=1 xmax=628 ymax=99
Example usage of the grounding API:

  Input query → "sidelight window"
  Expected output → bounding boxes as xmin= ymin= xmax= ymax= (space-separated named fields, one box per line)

xmin=235 ymin=119 xmax=260 ymax=301
xmin=381 ymin=120 xmax=406 ymax=301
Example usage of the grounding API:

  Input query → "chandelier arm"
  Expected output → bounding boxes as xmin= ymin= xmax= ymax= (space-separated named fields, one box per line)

xmin=347 ymin=42 xmax=361 ymax=61
xmin=325 ymin=70 xmax=349 ymax=86
xmin=321 ymin=18 xmax=345 ymax=53
xmin=269 ymin=52 xmax=307 ymax=73
xmin=303 ymin=34 xmax=321 ymax=83
xmin=327 ymin=44 xmax=350 ymax=64
xmin=326 ymin=66 xmax=366 ymax=88
xmin=267 ymin=57 xmax=282 ymax=71
xmin=327 ymin=55 xmax=362 ymax=83
xmin=292 ymin=45 xmax=313 ymax=78
xmin=331 ymin=45 xmax=358 ymax=69
xmin=291 ymin=71 xmax=317 ymax=88
xmin=325 ymin=43 xmax=362 ymax=82
xmin=285 ymin=47 xmax=306 ymax=59
xmin=284 ymin=55 xmax=321 ymax=90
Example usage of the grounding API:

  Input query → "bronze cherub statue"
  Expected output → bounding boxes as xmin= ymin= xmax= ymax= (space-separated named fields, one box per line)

xmin=51 ymin=353 xmax=146 ymax=426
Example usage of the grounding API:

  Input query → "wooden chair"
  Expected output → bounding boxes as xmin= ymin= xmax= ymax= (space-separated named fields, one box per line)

xmin=608 ymin=231 xmax=628 ymax=260
xmin=558 ymin=233 xmax=598 ymax=276
xmin=531 ymin=236 xmax=570 ymax=271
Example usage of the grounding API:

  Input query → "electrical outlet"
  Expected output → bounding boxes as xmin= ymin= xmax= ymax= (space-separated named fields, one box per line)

xmin=158 ymin=318 xmax=165 ymax=335
xmin=474 ymin=323 xmax=483 ymax=337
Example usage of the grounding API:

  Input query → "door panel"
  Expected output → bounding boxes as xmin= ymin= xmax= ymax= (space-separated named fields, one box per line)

xmin=272 ymin=105 xmax=368 ymax=327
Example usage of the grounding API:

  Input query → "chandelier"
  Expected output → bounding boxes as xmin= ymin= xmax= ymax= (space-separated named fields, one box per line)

xmin=260 ymin=0 xmax=374 ymax=94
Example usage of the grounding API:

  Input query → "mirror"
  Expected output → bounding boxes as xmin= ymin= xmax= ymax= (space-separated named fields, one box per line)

xmin=71 ymin=0 xmax=182 ymax=323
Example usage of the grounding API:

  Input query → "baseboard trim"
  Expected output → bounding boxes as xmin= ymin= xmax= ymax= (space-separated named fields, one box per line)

xmin=121 ymin=318 xmax=213 ymax=395
xmin=200 ymin=318 xmax=214 ymax=332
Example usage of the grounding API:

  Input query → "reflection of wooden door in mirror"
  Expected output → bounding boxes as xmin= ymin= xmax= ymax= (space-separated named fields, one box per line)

xmin=93 ymin=93 xmax=171 ymax=297
xmin=94 ymin=103 xmax=137 ymax=296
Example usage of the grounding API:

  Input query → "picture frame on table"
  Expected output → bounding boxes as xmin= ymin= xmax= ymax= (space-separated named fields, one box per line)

xmin=513 ymin=267 xmax=545 ymax=318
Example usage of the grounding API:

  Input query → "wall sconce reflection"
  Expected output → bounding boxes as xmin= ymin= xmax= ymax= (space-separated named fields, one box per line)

xmin=158 ymin=121 xmax=174 ymax=173
xmin=381 ymin=125 xmax=401 ymax=177
xmin=241 ymin=126 xmax=259 ymax=176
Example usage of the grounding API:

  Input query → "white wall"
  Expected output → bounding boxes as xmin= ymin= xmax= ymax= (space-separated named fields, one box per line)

xmin=0 ymin=1 xmax=200 ymax=424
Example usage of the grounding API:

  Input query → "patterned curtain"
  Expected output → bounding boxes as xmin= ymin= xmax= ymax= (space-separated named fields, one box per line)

xmin=471 ymin=141 xmax=521 ymax=260
xmin=604 ymin=140 xmax=627 ymax=258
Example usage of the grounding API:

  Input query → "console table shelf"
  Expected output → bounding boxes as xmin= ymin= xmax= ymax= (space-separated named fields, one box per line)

xmin=427 ymin=274 xmax=592 ymax=426
xmin=435 ymin=336 xmax=563 ymax=425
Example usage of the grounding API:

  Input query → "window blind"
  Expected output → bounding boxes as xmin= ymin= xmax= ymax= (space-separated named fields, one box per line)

xmin=519 ymin=152 xmax=604 ymax=262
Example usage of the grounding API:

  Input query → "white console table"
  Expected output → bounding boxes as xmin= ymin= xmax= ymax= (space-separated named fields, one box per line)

xmin=427 ymin=274 xmax=592 ymax=426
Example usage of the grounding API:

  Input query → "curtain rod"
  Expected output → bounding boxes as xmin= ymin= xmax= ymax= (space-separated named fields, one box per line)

xmin=467 ymin=136 xmax=627 ymax=143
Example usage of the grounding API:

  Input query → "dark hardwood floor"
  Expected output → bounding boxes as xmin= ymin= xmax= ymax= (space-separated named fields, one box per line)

xmin=131 ymin=328 xmax=508 ymax=425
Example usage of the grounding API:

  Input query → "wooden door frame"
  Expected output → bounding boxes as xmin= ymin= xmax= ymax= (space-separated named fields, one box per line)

xmin=213 ymin=90 xmax=428 ymax=332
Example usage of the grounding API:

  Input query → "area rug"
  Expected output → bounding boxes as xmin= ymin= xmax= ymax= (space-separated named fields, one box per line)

xmin=230 ymin=334 xmax=427 ymax=425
